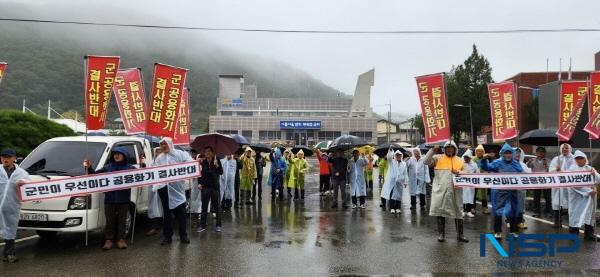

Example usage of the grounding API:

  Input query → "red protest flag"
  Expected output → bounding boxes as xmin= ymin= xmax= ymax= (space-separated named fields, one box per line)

xmin=584 ymin=72 xmax=600 ymax=139
xmin=85 ymin=55 xmax=120 ymax=130
xmin=415 ymin=73 xmax=451 ymax=144
xmin=487 ymin=81 xmax=518 ymax=141
xmin=173 ymin=88 xmax=191 ymax=145
xmin=146 ymin=63 xmax=188 ymax=138
xmin=0 ymin=62 xmax=7 ymax=86
xmin=556 ymin=81 xmax=588 ymax=141
xmin=113 ymin=68 xmax=148 ymax=135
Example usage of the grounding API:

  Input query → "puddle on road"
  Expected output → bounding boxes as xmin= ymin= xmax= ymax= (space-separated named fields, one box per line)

xmin=264 ymin=240 xmax=292 ymax=248
xmin=390 ymin=235 xmax=412 ymax=243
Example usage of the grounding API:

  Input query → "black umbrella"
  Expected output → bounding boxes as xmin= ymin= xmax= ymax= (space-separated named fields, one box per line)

xmin=191 ymin=133 xmax=239 ymax=157
xmin=250 ymin=143 xmax=271 ymax=153
xmin=374 ymin=143 xmax=406 ymax=157
xmin=291 ymin=146 xmax=313 ymax=157
xmin=229 ymin=134 xmax=250 ymax=146
xmin=329 ymin=135 xmax=368 ymax=151
xmin=518 ymin=128 xmax=572 ymax=146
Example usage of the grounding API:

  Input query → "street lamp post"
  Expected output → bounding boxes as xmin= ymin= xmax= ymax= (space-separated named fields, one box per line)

xmin=454 ymin=103 xmax=474 ymax=147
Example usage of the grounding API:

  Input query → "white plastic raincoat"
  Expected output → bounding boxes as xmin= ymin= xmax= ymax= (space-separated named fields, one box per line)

xmin=407 ymin=150 xmax=430 ymax=196
xmin=220 ymin=156 xmax=237 ymax=201
xmin=381 ymin=150 xmax=408 ymax=201
xmin=0 ymin=165 xmax=29 ymax=239
xmin=461 ymin=150 xmax=479 ymax=205
xmin=348 ymin=155 xmax=368 ymax=197
xmin=151 ymin=137 xmax=194 ymax=210
xmin=567 ymin=150 xmax=599 ymax=228
xmin=549 ymin=143 xmax=573 ymax=210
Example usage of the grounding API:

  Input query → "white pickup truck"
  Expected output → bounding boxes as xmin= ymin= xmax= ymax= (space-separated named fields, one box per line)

xmin=17 ymin=136 xmax=155 ymax=239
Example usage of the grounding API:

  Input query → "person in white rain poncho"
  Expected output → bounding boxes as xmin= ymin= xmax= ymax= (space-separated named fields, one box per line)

xmin=549 ymin=143 xmax=574 ymax=228
xmin=567 ymin=150 xmax=600 ymax=241
xmin=348 ymin=149 xmax=368 ymax=209
xmin=220 ymin=155 xmax=237 ymax=212
xmin=407 ymin=148 xmax=430 ymax=210
xmin=152 ymin=137 xmax=194 ymax=245
xmin=0 ymin=149 xmax=28 ymax=263
xmin=461 ymin=150 xmax=479 ymax=218
xmin=381 ymin=149 xmax=408 ymax=214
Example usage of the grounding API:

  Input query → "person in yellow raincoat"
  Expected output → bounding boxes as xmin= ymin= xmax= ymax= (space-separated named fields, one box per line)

xmin=378 ymin=157 xmax=388 ymax=185
xmin=240 ymin=147 xmax=257 ymax=205
xmin=424 ymin=140 xmax=468 ymax=243
xmin=288 ymin=150 xmax=309 ymax=200
xmin=284 ymin=150 xmax=293 ymax=198
xmin=364 ymin=153 xmax=375 ymax=190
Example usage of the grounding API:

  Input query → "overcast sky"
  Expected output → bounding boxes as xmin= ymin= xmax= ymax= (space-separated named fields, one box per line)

xmin=5 ymin=0 xmax=600 ymax=115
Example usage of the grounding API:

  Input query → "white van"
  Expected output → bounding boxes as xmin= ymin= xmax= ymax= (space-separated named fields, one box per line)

xmin=17 ymin=136 xmax=155 ymax=239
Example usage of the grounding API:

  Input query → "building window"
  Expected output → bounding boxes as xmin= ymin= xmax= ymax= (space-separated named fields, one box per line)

xmin=220 ymin=111 xmax=233 ymax=116
xmin=236 ymin=111 xmax=253 ymax=116
xmin=318 ymin=131 xmax=341 ymax=140
xmin=216 ymin=130 xmax=237 ymax=135
xmin=241 ymin=130 xmax=253 ymax=141
xmin=259 ymin=131 xmax=281 ymax=141
xmin=350 ymin=131 xmax=372 ymax=141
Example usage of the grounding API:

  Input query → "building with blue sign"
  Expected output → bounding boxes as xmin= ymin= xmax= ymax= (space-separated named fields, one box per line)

xmin=209 ymin=71 xmax=377 ymax=146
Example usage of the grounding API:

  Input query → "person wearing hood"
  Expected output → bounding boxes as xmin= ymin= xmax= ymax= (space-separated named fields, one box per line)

xmin=424 ymin=141 xmax=468 ymax=242
xmin=85 ymin=146 xmax=136 ymax=250
xmin=197 ymin=146 xmax=224 ymax=233
xmin=290 ymin=150 xmax=310 ymax=200
xmin=527 ymin=146 xmax=551 ymax=218
xmin=253 ymin=153 xmax=266 ymax=202
xmin=364 ymin=153 xmax=375 ymax=190
xmin=480 ymin=143 xmax=524 ymax=239
xmin=220 ymin=154 xmax=237 ymax=212
xmin=549 ymin=143 xmax=574 ymax=228
xmin=461 ymin=150 xmax=479 ymax=217
xmin=514 ymin=148 xmax=531 ymax=230
xmin=268 ymin=148 xmax=288 ymax=201
xmin=240 ymin=147 xmax=257 ymax=205
xmin=283 ymin=150 xmax=293 ymax=198
xmin=472 ymin=144 xmax=491 ymax=214
xmin=153 ymin=137 xmax=193 ymax=245
xmin=348 ymin=149 xmax=368 ymax=209
xmin=381 ymin=149 xmax=408 ymax=214
xmin=0 ymin=148 xmax=28 ymax=263
xmin=567 ymin=150 xmax=600 ymax=241
xmin=407 ymin=148 xmax=430 ymax=210
xmin=377 ymin=155 xmax=388 ymax=185
xmin=315 ymin=148 xmax=331 ymax=196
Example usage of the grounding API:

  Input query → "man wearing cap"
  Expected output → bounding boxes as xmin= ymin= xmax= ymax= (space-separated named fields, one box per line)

xmin=0 ymin=148 xmax=29 ymax=262
xmin=424 ymin=141 xmax=468 ymax=243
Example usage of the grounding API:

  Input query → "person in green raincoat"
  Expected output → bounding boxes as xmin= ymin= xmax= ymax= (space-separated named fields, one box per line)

xmin=240 ymin=147 xmax=257 ymax=205
xmin=288 ymin=150 xmax=309 ymax=200
xmin=377 ymin=156 xmax=388 ymax=185
xmin=364 ymin=153 xmax=375 ymax=190
xmin=284 ymin=150 xmax=293 ymax=198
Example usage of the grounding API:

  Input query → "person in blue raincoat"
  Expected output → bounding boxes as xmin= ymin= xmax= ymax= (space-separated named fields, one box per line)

xmin=381 ymin=149 xmax=408 ymax=214
xmin=0 ymin=148 xmax=28 ymax=263
xmin=220 ymin=155 xmax=237 ymax=211
xmin=348 ymin=149 xmax=368 ymax=209
xmin=407 ymin=148 xmax=430 ymax=210
xmin=480 ymin=143 xmax=523 ymax=239
xmin=152 ymin=137 xmax=193 ymax=245
xmin=268 ymin=148 xmax=288 ymax=201
xmin=85 ymin=146 xmax=136 ymax=250
xmin=567 ymin=150 xmax=599 ymax=241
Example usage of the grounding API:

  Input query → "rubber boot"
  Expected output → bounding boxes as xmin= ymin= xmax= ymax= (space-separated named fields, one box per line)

xmin=584 ymin=225 xmax=599 ymax=242
xmin=437 ymin=216 xmax=446 ymax=242
xmin=455 ymin=219 xmax=469 ymax=242
xmin=419 ymin=194 xmax=427 ymax=210
xmin=246 ymin=190 xmax=254 ymax=205
xmin=294 ymin=188 xmax=300 ymax=200
xmin=380 ymin=197 xmax=386 ymax=211
xmin=301 ymin=189 xmax=305 ymax=200
xmin=410 ymin=196 xmax=417 ymax=210
xmin=553 ymin=210 xmax=561 ymax=228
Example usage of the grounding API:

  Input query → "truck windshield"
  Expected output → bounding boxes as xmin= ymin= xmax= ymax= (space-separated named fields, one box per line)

xmin=20 ymin=141 xmax=107 ymax=176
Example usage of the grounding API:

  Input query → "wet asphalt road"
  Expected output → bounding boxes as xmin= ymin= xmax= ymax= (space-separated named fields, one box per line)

xmin=2 ymin=159 xmax=600 ymax=276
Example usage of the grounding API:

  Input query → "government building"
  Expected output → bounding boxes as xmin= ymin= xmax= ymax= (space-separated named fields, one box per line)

xmin=209 ymin=70 xmax=377 ymax=146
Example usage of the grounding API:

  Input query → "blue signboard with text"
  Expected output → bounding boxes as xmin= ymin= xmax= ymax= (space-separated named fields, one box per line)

xmin=279 ymin=120 xmax=322 ymax=129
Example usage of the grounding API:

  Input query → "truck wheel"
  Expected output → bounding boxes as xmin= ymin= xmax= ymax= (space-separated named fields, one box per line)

xmin=124 ymin=204 xmax=135 ymax=236
xmin=36 ymin=230 xmax=57 ymax=240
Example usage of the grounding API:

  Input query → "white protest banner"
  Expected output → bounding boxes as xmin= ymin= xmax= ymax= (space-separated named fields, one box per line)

xmin=19 ymin=161 xmax=200 ymax=202
xmin=453 ymin=171 xmax=594 ymax=190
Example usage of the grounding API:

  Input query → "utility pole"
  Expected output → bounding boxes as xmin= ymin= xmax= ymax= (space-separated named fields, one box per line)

xmin=386 ymin=100 xmax=391 ymax=143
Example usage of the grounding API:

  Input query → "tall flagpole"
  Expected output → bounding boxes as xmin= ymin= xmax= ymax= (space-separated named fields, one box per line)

xmin=83 ymin=56 xmax=90 ymax=247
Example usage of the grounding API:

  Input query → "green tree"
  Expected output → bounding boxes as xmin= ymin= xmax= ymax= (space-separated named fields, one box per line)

xmin=412 ymin=114 xmax=425 ymax=138
xmin=446 ymin=45 xmax=494 ymax=145
xmin=0 ymin=109 xmax=76 ymax=157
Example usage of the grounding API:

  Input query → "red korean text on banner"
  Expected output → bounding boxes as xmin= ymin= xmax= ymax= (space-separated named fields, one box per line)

xmin=415 ymin=73 xmax=451 ymax=144
xmin=487 ymin=81 xmax=518 ymax=141
xmin=146 ymin=63 xmax=188 ymax=138
xmin=173 ymin=88 xmax=191 ymax=145
xmin=0 ymin=62 xmax=7 ymax=86
xmin=556 ymin=81 xmax=588 ymax=141
xmin=85 ymin=55 xmax=120 ymax=130
xmin=584 ymin=72 xmax=600 ymax=139
xmin=113 ymin=68 xmax=148 ymax=135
